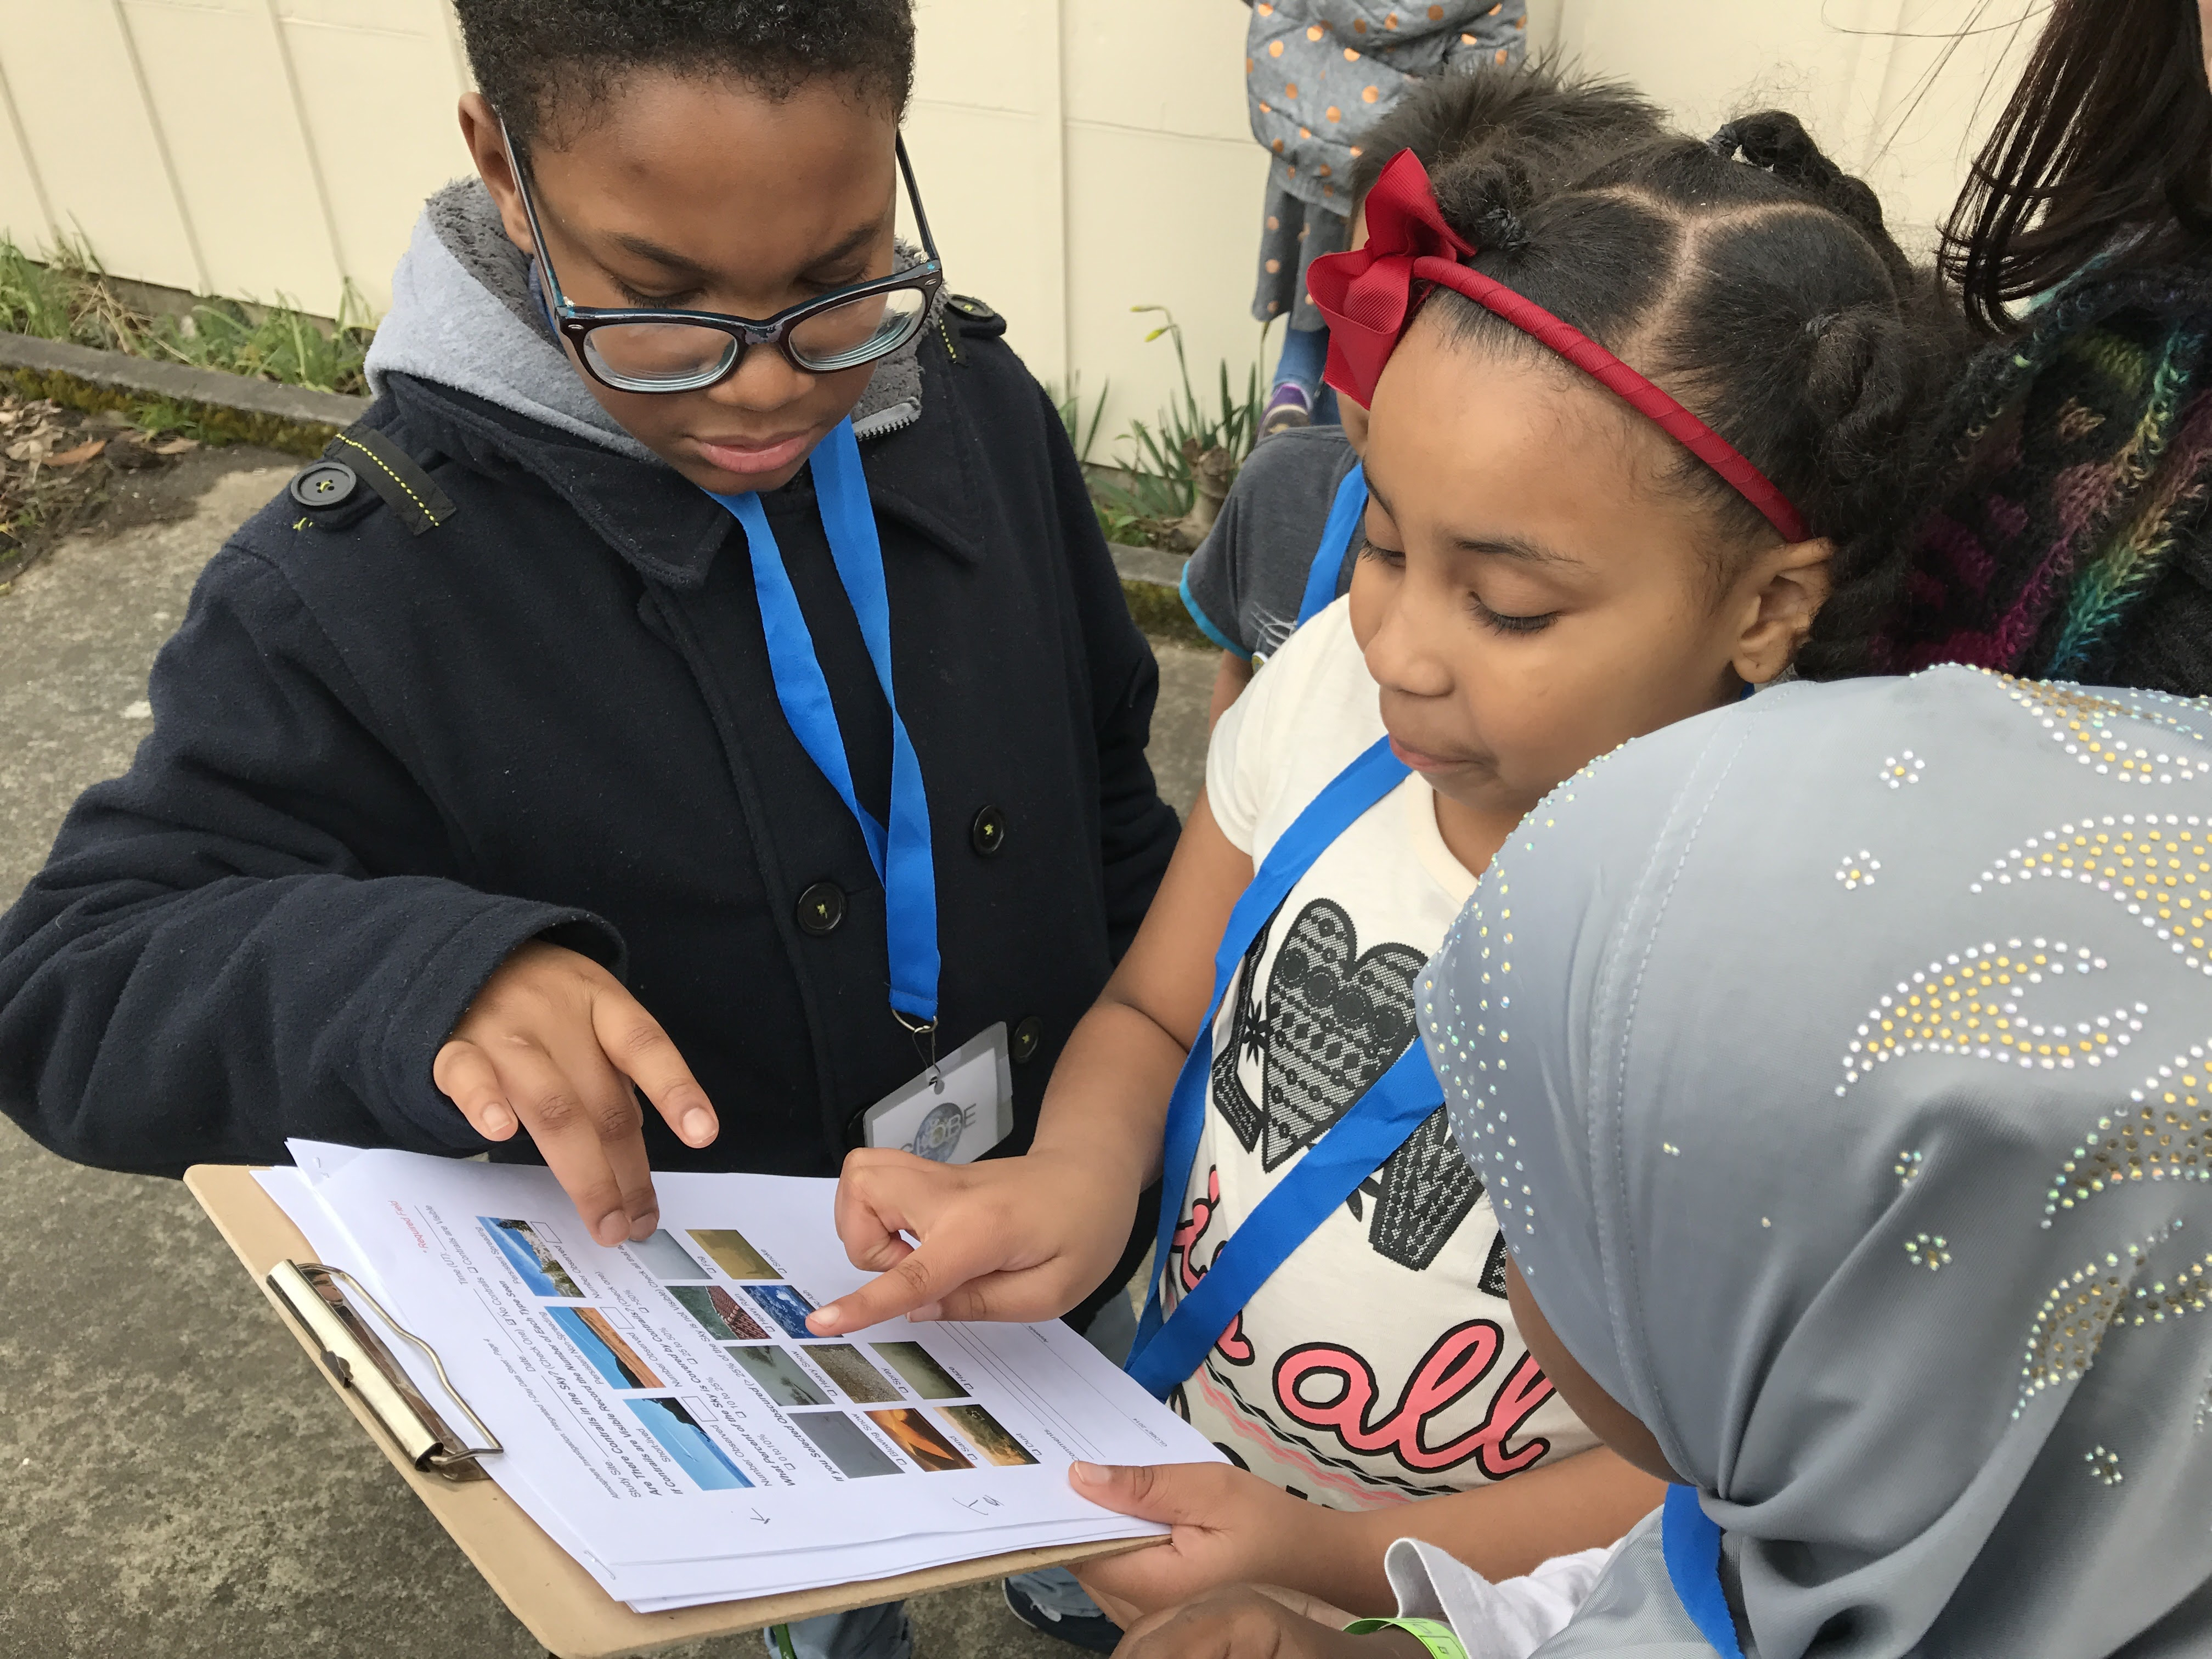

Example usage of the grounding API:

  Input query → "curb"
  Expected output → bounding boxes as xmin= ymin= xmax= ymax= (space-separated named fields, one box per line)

xmin=1110 ymin=543 xmax=1207 ymax=652
xmin=0 ymin=330 xmax=368 ymax=458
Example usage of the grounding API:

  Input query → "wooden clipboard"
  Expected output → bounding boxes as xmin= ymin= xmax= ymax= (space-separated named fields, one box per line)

xmin=183 ymin=1164 xmax=1152 ymax=1658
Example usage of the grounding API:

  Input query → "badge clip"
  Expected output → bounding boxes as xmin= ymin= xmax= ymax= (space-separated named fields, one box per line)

xmin=895 ymin=1010 xmax=944 ymax=1091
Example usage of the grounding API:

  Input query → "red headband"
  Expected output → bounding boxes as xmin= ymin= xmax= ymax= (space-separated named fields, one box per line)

xmin=1307 ymin=151 xmax=1812 ymax=546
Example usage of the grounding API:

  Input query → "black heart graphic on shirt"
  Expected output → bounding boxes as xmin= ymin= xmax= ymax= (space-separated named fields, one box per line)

xmin=1254 ymin=899 xmax=1426 ymax=1170
xmin=1207 ymin=898 xmax=1484 ymax=1266
xmin=1364 ymin=1105 xmax=1486 ymax=1272
xmin=1209 ymin=911 xmax=1276 ymax=1155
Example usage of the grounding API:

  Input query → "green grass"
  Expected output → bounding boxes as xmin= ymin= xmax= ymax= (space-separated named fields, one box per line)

xmin=0 ymin=233 xmax=372 ymax=396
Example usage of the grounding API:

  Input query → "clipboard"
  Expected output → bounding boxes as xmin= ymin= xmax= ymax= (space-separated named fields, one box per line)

xmin=184 ymin=1164 xmax=1153 ymax=1658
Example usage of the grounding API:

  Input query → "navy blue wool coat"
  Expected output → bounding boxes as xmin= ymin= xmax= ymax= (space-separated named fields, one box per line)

xmin=0 ymin=305 xmax=1178 ymax=1209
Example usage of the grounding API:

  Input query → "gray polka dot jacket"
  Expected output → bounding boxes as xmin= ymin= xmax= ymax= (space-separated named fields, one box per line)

xmin=1243 ymin=0 xmax=1529 ymax=213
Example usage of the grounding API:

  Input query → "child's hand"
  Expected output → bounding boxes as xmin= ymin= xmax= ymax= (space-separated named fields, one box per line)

xmin=805 ymin=1145 xmax=1140 ymax=1334
xmin=1068 ymin=1462 xmax=1351 ymax=1622
xmin=432 ymin=941 xmax=719 ymax=1246
xmin=1113 ymin=1588 xmax=1424 ymax=1658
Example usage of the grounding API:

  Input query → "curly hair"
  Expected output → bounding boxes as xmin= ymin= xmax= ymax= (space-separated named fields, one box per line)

xmin=453 ymin=0 xmax=916 ymax=149
xmin=1345 ymin=59 xmax=1665 ymax=208
xmin=1418 ymin=112 xmax=1976 ymax=678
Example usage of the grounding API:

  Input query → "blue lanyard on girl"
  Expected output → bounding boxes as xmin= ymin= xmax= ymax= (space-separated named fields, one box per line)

xmin=1294 ymin=460 xmax=1368 ymax=628
xmin=705 ymin=418 xmax=940 ymax=1032
xmin=1662 ymin=1486 xmax=1747 ymax=1657
xmin=1124 ymin=734 xmax=1443 ymax=1399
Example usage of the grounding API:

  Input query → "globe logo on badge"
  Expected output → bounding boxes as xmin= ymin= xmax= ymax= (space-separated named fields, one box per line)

xmin=906 ymin=1100 xmax=975 ymax=1163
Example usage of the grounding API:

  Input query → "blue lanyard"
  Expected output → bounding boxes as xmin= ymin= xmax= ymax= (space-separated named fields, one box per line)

xmin=1294 ymin=461 xmax=1367 ymax=628
xmin=1124 ymin=736 xmax=1443 ymax=1398
xmin=707 ymin=419 xmax=940 ymax=1026
xmin=1661 ymin=1486 xmax=1745 ymax=1657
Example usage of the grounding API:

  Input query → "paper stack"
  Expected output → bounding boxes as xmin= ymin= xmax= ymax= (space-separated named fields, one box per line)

xmin=259 ymin=1143 xmax=1218 ymax=1611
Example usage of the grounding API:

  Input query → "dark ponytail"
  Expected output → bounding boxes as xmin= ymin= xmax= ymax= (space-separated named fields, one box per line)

xmin=1940 ymin=0 xmax=2212 ymax=335
xmin=1419 ymin=114 xmax=1972 ymax=679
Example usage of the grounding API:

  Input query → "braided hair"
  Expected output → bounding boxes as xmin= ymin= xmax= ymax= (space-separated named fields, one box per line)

xmin=1420 ymin=111 xmax=1973 ymax=678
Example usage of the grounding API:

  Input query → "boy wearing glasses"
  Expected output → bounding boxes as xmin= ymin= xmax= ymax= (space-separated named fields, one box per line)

xmin=0 ymin=0 xmax=1175 ymax=1484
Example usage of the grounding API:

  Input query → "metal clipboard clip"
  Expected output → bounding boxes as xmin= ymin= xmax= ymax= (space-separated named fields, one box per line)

xmin=266 ymin=1261 xmax=503 ymax=1482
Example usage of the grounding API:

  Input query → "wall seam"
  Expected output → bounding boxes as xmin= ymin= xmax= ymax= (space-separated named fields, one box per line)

xmin=258 ymin=0 xmax=353 ymax=313
xmin=105 ymin=0 xmax=212 ymax=295
xmin=0 ymin=41 xmax=56 ymax=244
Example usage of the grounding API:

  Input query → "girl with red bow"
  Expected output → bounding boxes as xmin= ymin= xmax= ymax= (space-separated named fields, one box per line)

xmin=814 ymin=112 xmax=1960 ymax=1654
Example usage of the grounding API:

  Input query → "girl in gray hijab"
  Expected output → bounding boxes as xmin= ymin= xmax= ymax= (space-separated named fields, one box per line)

xmin=1425 ymin=663 xmax=2212 ymax=1658
xmin=1114 ymin=663 xmax=2212 ymax=1656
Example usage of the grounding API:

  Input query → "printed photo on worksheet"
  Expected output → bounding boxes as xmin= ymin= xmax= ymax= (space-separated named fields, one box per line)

xmin=257 ymin=1147 xmax=1216 ymax=1609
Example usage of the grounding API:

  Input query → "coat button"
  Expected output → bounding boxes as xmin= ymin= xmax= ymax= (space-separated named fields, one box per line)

xmin=970 ymin=805 xmax=1007 ymax=857
xmin=796 ymin=882 xmax=846 ymax=936
xmin=1011 ymin=1015 xmax=1044 ymax=1064
xmin=287 ymin=459 xmax=357 ymax=509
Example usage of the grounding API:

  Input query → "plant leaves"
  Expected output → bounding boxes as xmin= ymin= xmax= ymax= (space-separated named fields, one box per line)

xmin=48 ymin=438 xmax=106 ymax=466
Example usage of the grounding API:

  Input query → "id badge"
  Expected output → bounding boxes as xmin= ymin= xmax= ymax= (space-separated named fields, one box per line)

xmin=860 ymin=1020 xmax=1014 ymax=1164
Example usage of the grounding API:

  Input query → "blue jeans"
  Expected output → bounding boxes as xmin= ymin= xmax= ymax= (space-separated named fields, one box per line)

xmin=1274 ymin=324 xmax=1330 ymax=397
xmin=765 ymin=1291 xmax=1139 ymax=1657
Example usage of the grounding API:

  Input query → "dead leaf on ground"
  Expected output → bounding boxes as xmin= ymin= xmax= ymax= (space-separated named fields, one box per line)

xmin=148 ymin=436 xmax=198 ymax=455
xmin=48 ymin=438 xmax=106 ymax=466
xmin=6 ymin=437 xmax=46 ymax=463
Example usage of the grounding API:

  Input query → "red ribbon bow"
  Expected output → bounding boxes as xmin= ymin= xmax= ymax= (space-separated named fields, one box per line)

xmin=1304 ymin=150 xmax=1812 ymax=546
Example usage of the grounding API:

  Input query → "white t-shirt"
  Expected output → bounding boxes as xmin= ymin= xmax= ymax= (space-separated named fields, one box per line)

xmin=1166 ymin=598 xmax=1598 ymax=1508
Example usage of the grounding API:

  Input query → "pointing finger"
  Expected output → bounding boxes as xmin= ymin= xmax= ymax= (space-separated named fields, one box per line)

xmin=591 ymin=982 xmax=717 ymax=1149
xmin=809 ymin=1235 xmax=1003 ymax=1335
xmin=496 ymin=1039 xmax=637 ymax=1248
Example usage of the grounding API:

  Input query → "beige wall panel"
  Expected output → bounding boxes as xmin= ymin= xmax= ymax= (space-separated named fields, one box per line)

xmin=1063 ymin=121 xmax=1272 ymax=452
xmin=1525 ymin=0 xmax=1564 ymax=55
xmin=0 ymin=62 xmax=55 ymax=249
xmin=0 ymin=0 xmax=200 ymax=288
xmin=1063 ymin=0 xmax=1252 ymax=143
xmin=0 ymin=0 xmax=2049 ymax=394
xmin=1844 ymin=0 xmax=2041 ymax=242
xmin=913 ymin=0 xmax=1046 ymax=116
xmin=904 ymin=102 xmax=1066 ymax=384
xmin=1548 ymin=0 xmax=2038 ymax=250
xmin=1550 ymin=0 xmax=1880 ymax=155
xmin=119 ymin=0 xmax=344 ymax=309
xmin=278 ymin=0 xmax=474 ymax=314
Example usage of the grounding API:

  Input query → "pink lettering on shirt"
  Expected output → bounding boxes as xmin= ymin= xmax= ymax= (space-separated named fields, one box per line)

xmin=1171 ymin=1165 xmax=1254 ymax=1364
xmin=1273 ymin=1322 xmax=1555 ymax=1476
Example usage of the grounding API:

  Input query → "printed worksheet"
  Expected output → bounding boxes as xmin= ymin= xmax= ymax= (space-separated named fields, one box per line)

xmin=261 ymin=1148 xmax=1214 ymax=1607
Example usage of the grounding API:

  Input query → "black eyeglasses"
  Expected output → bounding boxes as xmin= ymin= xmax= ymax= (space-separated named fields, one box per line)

xmin=501 ymin=117 xmax=946 ymax=394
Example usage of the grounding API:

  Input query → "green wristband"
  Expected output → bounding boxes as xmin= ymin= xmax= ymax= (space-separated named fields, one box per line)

xmin=1343 ymin=1615 xmax=1470 ymax=1659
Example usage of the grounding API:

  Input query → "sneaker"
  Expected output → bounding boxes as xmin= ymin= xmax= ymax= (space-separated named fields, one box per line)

xmin=1261 ymin=381 xmax=1313 ymax=438
xmin=1002 ymin=1570 xmax=1125 ymax=1653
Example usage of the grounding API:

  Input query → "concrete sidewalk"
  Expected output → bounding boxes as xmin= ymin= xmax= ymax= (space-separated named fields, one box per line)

xmin=0 ymin=454 xmax=1215 ymax=1659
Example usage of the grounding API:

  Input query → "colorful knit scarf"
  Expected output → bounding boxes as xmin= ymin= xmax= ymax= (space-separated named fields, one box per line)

xmin=1881 ymin=263 xmax=2212 ymax=691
